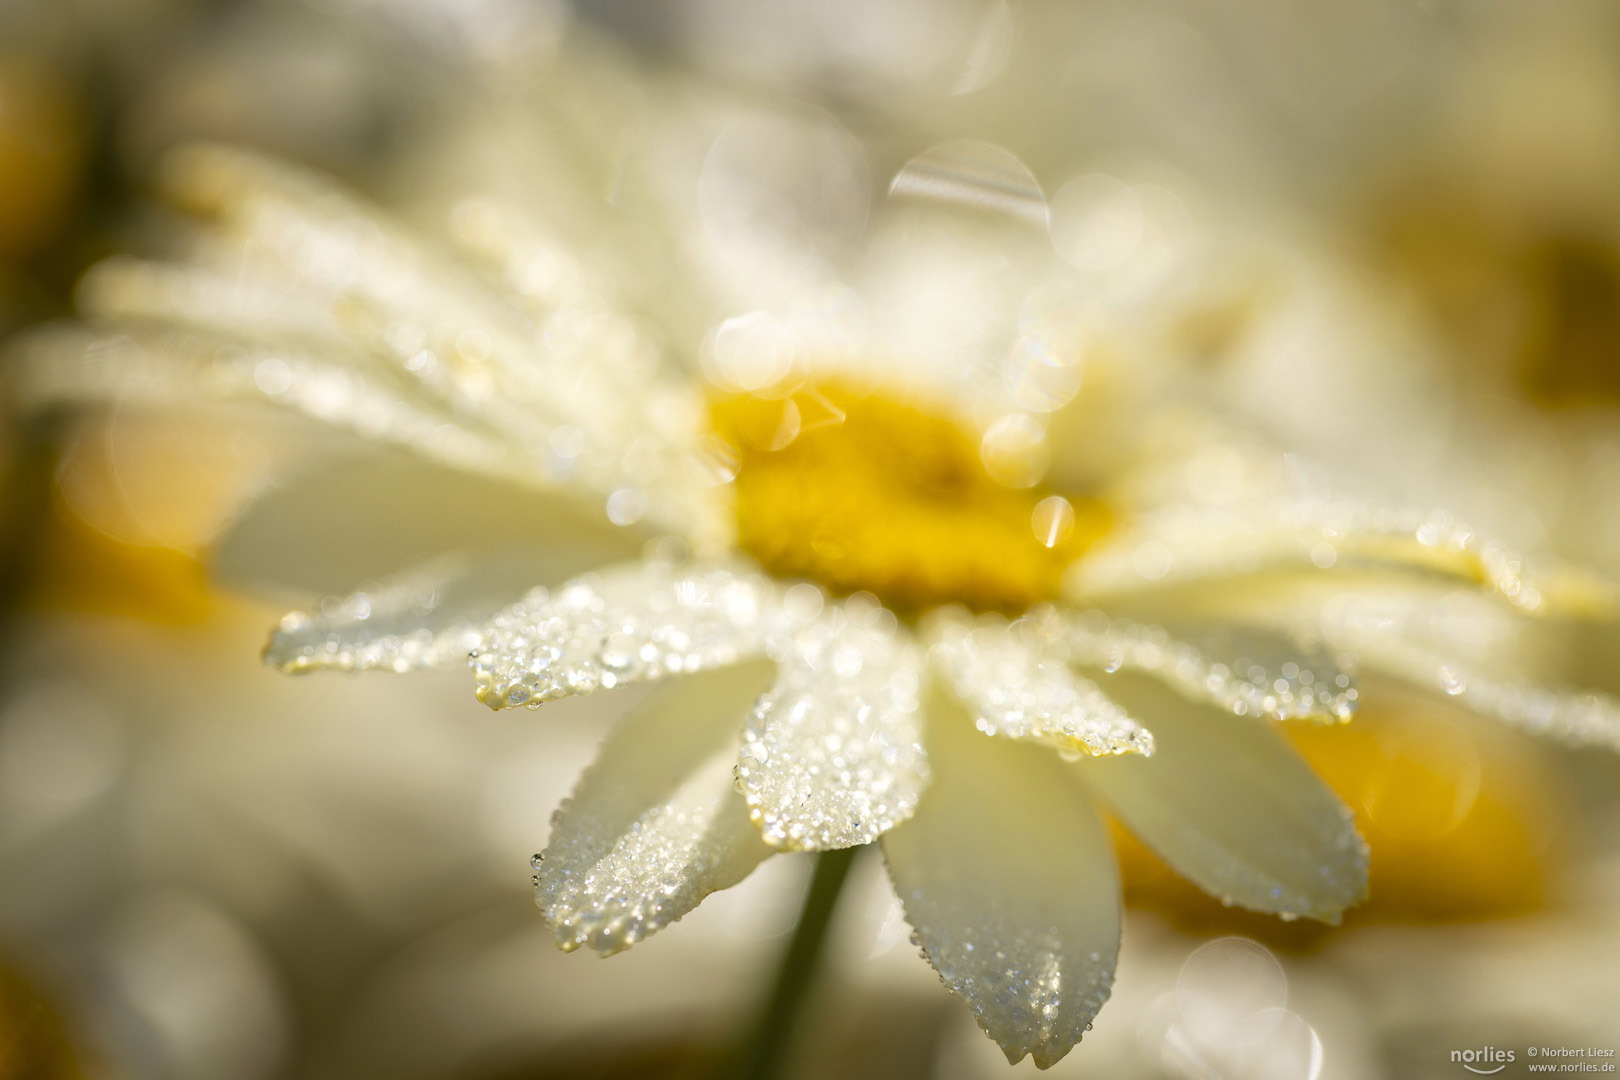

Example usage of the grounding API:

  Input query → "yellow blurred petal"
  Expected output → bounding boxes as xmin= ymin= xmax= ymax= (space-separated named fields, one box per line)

xmin=0 ymin=952 xmax=87 ymax=1080
xmin=1285 ymin=695 xmax=1558 ymax=920
xmin=536 ymin=660 xmax=777 ymax=956
xmin=882 ymin=686 xmax=1119 ymax=1069
xmin=31 ymin=485 xmax=214 ymax=624
xmin=1076 ymin=671 xmax=1368 ymax=924
xmin=0 ymin=58 xmax=80 ymax=258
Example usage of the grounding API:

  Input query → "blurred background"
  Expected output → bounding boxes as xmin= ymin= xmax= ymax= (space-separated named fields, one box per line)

xmin=2 ymin=0 xmax=1620 ymax=1078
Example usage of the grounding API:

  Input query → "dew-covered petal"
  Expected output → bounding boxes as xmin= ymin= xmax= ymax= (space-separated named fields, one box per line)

xmin=1066 ymin=495 xmax=1615 ymax=618
xmin=1452 ymin=681 xmax=1620 ymax=752
xmin=1076 ymin=671 xmax=1367 ymax=924
xmin=471 ymin=561 xmax=784 ymax=711
xmin=1318 ymin=590 xmax=1620 ymax=751
xmin=153 ymin=144 xmax=729 ymax=550
xmin=736 ymin=597 xmax=929 ymax=851
xmin=18 ymin=144 xmax=730 ymax=553
xmin=159 ymin=145 xmax=532 ymax=349
xmin=216 ymin=451 xmax=643 ymax=597
xmin=881 ymin=686 xmax=1119 ymax=1069
xmin=264 ymin=547 xmax=619 ymax=674
xmin=77 ymin=254 xmax=351 ymax=355
xmin=1059 ymin=610 xmax=1357 ymax=722
xmin=10 ymin=325 xmax=537 ymax=488
xmin=923 ymin=607 xmax=1153 ymax=757
xmin=537 ymin=660 xmax=778 ymax=955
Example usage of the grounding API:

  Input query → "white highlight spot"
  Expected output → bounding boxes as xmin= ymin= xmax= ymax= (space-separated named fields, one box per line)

xmin=980 ymin=413 xmax=1048 ymax=489
xmin=606 ymin=489 xmax=647 ymax=526
xmin=1032 ymin=496 xmax=1075 ymax=548
xmin=1132 ymin=540 xmax=1172 ymax=580
xmin=1049 ymin=173 xmax=1143 ymax=271
xmin=703 ymin=312 xmax=797 ymax=392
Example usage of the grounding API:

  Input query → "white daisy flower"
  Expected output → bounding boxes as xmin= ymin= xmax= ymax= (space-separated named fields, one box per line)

xmin=11 ymin=128 xmax=1620 ymax=1071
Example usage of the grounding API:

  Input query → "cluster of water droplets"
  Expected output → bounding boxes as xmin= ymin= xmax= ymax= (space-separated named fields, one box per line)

xmin=1055 ymin=608 xmax=1357 ymax=722
xmin=927 ymin=918 xmax=1114 ymax=1071
xmin=267 ymin=564 xmax=480 ymax=674
xmin=470 ymin=562 xmax=784 ymax=709
xmin=533 ymin=749 xmax=755 ymax=956
xmin=925 ymin=607 xmax=1154 ymax=758
xmin=735 ymin=595 xmax=929 ymax=850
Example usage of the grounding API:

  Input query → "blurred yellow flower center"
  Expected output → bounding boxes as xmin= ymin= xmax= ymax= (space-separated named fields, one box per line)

xmin=711 ymin=382 xmax=1110 ymax=615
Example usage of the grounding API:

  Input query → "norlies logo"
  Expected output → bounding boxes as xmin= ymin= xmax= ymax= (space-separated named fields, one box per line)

xmin=1453 ymin=1047 xmax=1517 ymax=1074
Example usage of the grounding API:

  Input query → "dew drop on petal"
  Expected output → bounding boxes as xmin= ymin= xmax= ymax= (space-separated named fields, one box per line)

xmin=1032 ymin=496 xmax=1075 ymax=549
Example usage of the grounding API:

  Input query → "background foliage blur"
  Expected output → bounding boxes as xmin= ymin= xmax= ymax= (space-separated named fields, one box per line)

xmin=2 ymin=1 xmax=1619 ymax=1078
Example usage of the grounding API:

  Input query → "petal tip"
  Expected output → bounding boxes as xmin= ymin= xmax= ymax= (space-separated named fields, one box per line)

xmin=1030 ymin=1043 xmax=1077 ymax=1070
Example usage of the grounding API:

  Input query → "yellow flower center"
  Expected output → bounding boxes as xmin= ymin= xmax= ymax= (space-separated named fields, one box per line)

xmin=711 ymin=381 xmax=1110 ymax=615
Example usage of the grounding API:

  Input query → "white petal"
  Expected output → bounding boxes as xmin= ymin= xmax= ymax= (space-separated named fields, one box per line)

xmin=924 ymin=607 xmax=1153 ymax=756
xmin=1076 ymin=671 xmax=1367 ymax=924
xmin=155 ymin=144 xmax=729 ymax=550
xmin=77 ymin=254 xmax=349 ymax=353
xmin=217 ymin=451 xmax=642 ymax=597
xmin=12 ymin=326 xmax=539 ymax=490
xmin=471 ymin=561 xmax=782 ymax=710
xmin=1059 ymin=610 xmax=1357 ymax=722
xmin=265 ymin=548 xmax=606 ymax=674
xmin=882 ymin=688 xmax=1119 ymax=1069
xmin=1066 ymin=493 xmax=1613 ymax=617
xmin=1318 ymin=589 xmax=1620 ymax=751
xmin=537 ymin=660 xmax=777 ymax=955
xmin=736 ymin=599 xmax=929 ymax=851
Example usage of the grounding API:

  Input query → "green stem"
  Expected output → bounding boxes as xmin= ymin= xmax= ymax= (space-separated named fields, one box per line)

xmin=719 ymin=845 xmax=861 ymax=1080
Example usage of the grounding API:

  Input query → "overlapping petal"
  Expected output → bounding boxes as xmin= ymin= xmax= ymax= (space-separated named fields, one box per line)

xmin=1316 ymin=589 xmax=1620 ymax=751
xmin=883 ymin=686 xmax=1120 ymax=1069
xmin=265 ymin=546 xmax=633 ymax=673
xmin=222 ymin=453 xmax=642 ymax=597
xmin=1058 ymin=610 xmax=1357 ymax=722
xmin=923 ymin=607 xmax=1153 ymax=756
xmin=736 ymin=599 xmax=929 ymax=851
xmin=11 ymin=325 xmax=532 ymax=488
xmin=1068 ymin=492 xmax=1614 ymax=618
xmin=1075 ymin=670 xmax=1368 ymax=923
xmin=535 ymin=660 xmax=778 ymax=955
xmin=469 ymin=560 xmax=786 ymax=709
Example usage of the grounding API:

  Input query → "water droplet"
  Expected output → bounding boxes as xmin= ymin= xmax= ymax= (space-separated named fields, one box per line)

xmin=606 ymin=488 xmax=647 ymax=526
xmin=888 ymin=140 xmax=1046 ymax=225
xmin=1031 ymin=495 xmax=1075 ymax=549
